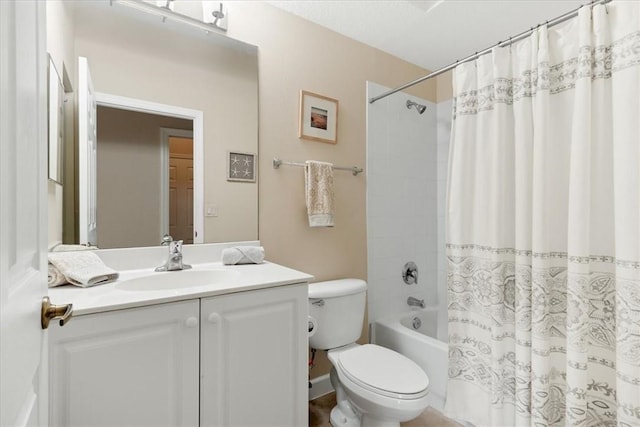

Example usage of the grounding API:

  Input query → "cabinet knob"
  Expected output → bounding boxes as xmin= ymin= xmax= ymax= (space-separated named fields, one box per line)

xmin=208 ymin=313 xmax=221 ymax=324
xmin=185 ymin=317 xmax=198 ymax=328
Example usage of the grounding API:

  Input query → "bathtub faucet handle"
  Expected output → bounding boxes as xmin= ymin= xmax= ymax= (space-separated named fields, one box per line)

xmin=402 ymin=262 xmax=418 ymax=285
xmin=407 ymin=296 xmax=425 ymax=308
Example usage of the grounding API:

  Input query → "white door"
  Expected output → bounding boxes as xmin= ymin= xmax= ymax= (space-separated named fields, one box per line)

xmin=0 ymin=1 xmax=49 ymax=426
xmin=169 ymin=135 xmax=194 ymax=243
xmin=78 ymin=56 xmax=97 ymax=246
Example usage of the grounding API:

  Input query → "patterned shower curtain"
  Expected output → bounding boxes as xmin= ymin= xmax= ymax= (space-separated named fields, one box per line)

xmin=444 ymin=3 xmax=639 ymax=426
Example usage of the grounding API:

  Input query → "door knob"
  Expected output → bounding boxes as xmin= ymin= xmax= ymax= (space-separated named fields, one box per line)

xmin=41 ymin=296 xmax=73 ymax=329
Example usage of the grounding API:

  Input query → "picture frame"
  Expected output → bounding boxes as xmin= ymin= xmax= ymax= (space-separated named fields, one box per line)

xmin=298 ymin=90 xmax=339 ymax=144
xmin=227 ymin=151 xmax=256 ymax=182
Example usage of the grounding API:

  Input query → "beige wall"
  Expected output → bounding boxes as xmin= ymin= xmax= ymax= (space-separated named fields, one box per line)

xmin=230 ymin=1 xmax=435 ymax=277
xmin=228 ymin=2 xmax=436 ymax=379
xmin=46 ymin=0 xmax=76 ymax=248
xmin=45 ymin=1 xmax=75 ymax=82
xmin=437 ymin=70 xmax=454 ymax=102
xmin=96 ymin=107 xmax=191 ymax=248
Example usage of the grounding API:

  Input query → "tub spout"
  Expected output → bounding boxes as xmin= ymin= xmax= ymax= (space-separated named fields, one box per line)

xmin=407 ymin=297 xmax=425 ymax=308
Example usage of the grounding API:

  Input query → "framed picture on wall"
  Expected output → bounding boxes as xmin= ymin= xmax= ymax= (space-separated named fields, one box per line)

xmin=227 ymin=151 xmax=256 ymax=182
xmin=298 ymin=90 xmax=339 ymax=144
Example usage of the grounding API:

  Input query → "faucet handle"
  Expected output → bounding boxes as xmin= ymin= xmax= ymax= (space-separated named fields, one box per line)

xmin=161 ymin=234 xmax=173 ymax=245
xmin=407 ymin=296 xmax=425 ymax=308
xmin=169 ymin=240 xmax=183 ymax=254
xmin=402 ymin=262 xmax=418 ymax=285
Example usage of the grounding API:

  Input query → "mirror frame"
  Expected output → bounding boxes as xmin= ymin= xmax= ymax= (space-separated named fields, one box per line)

xmin=47 ymin=0 xmax=259 ymax=248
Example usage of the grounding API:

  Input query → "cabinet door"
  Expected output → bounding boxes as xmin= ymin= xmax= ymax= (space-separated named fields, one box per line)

xmin=49 ymin=300 xmax=199 ymax=427
xmin=200 ymin=284 xmax=308 ymax=427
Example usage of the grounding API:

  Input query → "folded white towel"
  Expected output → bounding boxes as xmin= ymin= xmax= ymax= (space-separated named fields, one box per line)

xmin=305 ymin=160 xmax=335 ymax=227
xmin=50 ymin=244 xmax=97 ymax=252
xmin=48 ymin=263 xmax=67 ymax=287
xmin=48 ymin=252 xmax=119 ymax=288
xmin=222 ymin=246 xmax=265 ymax=265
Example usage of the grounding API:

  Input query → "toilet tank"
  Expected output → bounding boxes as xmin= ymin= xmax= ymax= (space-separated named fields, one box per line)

xmin=308 ymin=279 xmax=367 ymax=350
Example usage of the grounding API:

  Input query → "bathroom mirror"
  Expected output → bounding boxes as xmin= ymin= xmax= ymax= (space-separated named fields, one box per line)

xmin=46 ymin=0 xmax=258 ymax=249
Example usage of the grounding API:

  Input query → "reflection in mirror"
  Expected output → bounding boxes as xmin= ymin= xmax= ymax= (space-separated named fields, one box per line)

xmin=46 ymin=0 xmax=258 ymax=249
xmin=48 ymin=56 xmax=64 ymax=185
xmin=96 ymin=106 xmax=194 ymax=249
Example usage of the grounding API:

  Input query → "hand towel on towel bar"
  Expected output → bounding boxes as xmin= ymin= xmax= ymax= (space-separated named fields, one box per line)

xmin=305 ymin=160 xmax=335 ymax=227
xmin=222 ymin=246 xmax=265 ymax=265
xmin=48 ymin=251 xmax=119 ymax=288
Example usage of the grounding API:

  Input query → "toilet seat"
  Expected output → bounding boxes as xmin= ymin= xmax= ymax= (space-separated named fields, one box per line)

xmin=335 ymin=344 xmax=429 ymax=400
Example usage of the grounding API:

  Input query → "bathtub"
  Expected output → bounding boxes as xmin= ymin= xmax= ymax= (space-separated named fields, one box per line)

xmin=373 ymin=307 xmax=449 ymax=412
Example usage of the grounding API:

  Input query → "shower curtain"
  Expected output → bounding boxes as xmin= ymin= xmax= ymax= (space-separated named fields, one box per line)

xmin=445 ymin=3 xmax=639 ymax=426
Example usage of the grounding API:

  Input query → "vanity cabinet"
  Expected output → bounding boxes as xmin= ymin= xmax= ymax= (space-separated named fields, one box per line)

xmin=49 ymin=300 xmax=200 ymax=427
xmin=200 ymin=285 xmax=308 ymax=426
xmin=49 ymin=283 xmax=308 ymax=427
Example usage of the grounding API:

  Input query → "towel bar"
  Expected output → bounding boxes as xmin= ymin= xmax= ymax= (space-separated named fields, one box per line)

xmin=273 ymin=158 xmax=363 ymax=176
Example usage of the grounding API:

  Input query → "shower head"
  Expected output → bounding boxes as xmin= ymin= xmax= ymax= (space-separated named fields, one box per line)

xmin=406 ymin=100 xmax=426 ymax=114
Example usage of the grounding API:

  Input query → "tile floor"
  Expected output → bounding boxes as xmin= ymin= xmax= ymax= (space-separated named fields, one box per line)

xmin=309 ymin=393 xmax=463 ymax=427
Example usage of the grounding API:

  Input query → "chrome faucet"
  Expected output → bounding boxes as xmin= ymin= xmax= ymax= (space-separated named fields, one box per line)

xmin=155 ymin=240 xmax=192 ymax=272
xmin=407 ymin=297 xmax=425 ymax=308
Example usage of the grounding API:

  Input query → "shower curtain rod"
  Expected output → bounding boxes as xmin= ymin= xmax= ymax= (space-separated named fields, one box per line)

xmin=369 ymin=0 xmax=612 ymax=104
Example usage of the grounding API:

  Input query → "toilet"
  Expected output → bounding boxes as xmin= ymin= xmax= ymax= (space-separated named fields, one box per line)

xmin=308 ymin=279 xmax=430 ymax=427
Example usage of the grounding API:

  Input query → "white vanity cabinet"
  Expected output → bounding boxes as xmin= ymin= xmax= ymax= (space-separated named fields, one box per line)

xmin=49 ymin=283 xmax=308 ymax=427
xmin=49 ymin=300 xmax=200 ymax=427
xmin=200 ymin=284 xmax=308 ymax=427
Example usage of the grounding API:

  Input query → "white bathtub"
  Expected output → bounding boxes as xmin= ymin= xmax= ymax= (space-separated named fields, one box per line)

xmin=374 ymin=307 xmax=449 ymax=411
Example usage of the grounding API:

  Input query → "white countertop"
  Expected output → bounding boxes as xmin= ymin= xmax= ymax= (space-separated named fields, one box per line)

xmin=48 ymin=254 xmax=314 ymax=316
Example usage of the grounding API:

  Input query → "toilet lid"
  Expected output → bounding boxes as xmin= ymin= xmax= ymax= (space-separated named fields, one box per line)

xmin=337 ymin=344 xmax=429 ymax=397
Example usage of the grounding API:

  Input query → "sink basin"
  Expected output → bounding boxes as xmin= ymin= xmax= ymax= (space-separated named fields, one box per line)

xmin=116 ymin=269 xmax=239 ymax=291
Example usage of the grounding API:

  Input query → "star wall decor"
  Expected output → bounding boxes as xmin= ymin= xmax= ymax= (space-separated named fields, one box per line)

xmin=227 ymin=151 xmax=256 ymax=182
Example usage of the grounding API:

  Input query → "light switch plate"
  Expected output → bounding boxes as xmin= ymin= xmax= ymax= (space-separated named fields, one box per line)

xmin=205 ymin=204 xmax=219 ymax=217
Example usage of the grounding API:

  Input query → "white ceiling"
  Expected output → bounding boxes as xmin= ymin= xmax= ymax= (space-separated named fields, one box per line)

xmin=267 ymin=0 xmax=588 ymax=71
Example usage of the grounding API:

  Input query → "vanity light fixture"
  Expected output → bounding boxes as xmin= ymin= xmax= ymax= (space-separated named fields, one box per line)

xmin=155 ymin=0 xmax=174 ymax=23
xmin=112 ymin=0 xmax=228 ymax=33
xmin=156 ymin=0 xmax=174 ymax=11
xmin=202 ymin=1 xmax=229 ymax=31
